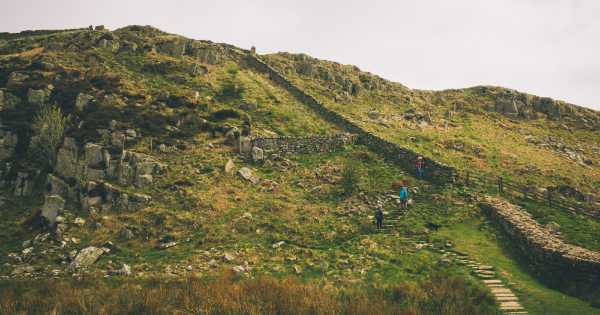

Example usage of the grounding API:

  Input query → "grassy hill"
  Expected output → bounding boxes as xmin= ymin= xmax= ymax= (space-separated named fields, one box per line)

xmin=0 ymin=26 xmax=599 ymax=314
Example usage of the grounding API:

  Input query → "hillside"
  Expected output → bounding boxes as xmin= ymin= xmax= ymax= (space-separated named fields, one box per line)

xmin=0 ymin=25 xmax=599 ymax=314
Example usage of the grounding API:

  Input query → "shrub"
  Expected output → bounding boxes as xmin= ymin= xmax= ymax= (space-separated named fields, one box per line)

xmin=29 ymin=105 xmax=68 ymax=168
xmin=219 ymin=80 xmax=244 ymax=99
xmin=341 ymin=161 xmax=360 ymax=196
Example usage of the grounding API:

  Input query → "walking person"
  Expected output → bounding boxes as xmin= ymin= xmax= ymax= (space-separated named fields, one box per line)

xmin=399 ymin=180 xmax=409 ymax=210
xmin=375 ymin=205 xmax=384 ymax=229
xmin=416 ymin=156 xmax=424 ymax=179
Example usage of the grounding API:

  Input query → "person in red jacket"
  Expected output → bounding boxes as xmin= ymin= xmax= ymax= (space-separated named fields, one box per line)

xmin=416 ymin=156 xmax=424 ymax=178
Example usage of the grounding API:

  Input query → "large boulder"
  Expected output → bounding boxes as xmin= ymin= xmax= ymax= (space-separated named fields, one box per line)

xmin=70 ymin=246 xmax=104 ymax=268
xmin=41 ymin=195 xmax=65 ymax=227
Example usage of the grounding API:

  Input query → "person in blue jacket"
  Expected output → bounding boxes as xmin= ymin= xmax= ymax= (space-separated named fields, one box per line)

xmin=399 ymin=180 xmax=409 ymax=210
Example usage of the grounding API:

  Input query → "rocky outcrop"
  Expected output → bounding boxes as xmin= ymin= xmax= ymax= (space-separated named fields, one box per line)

xmin=0 ymin=88 xmax=21 ymax=110
xmin=27 ymin=86 xmax=53 ymax=106
xmin=480 ymin=197 xmax=600 ymax=296
xmin=14 ymin=171 xmax=33 ymax=197
xmin=0 ymin=129 xmax=18 ymax=160
xmin=51 ymin=137 xmax=164 ymax=212
xmin=40 ymin=195 xmax=65 ymax=227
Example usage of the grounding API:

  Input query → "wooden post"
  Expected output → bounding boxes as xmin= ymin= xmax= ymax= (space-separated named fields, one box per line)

xmin=122 ymin=134 xmax=126 ymax=153
xmin=498 ymin=177 xmax=504 ymax=194
xmin=465 ymin=171 xmax=471 ymax=187
xmin=547 ymin=189 xmax=552 ymax=207
xmin=149 ymin=137 xmax=153 ymax=153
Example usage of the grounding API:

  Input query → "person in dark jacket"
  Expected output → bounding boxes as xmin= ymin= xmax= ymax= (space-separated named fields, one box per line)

xmin=375 ymin=206 xmax=384 ymax=229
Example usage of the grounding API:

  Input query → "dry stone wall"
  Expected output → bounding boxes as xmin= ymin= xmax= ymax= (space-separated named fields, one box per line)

xmin=250 ymin=133 xmax=356 ymax=155
xmin=244 ymin=54 xmax=456 ymax=183
xmin=480 ymin=197 xmax=600 ymax=295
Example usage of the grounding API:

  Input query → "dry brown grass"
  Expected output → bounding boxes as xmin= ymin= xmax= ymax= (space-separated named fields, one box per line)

xmin=0 ymin=272 xmax=498 ymax=315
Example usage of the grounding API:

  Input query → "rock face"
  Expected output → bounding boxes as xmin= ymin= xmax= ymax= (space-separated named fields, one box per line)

xmin=14 ymin=172 xmax=32 ymax=197
xmin=41 ymin=195 xmax=65 ymax=227
xmin=52 ymin=137 xmax=162 ymax=212
xmin=27 ymin=87 xmax=52 ymax=106
xmin=480 ymin=197 xmax=600 ymax=294
xmin=0 ymin=89 xmax=20 ymax=110
xmin=70 ymin=246 xmax=104 ymax=268
xmin=75 ymin=93 xmax=94 ymax=111
xmin=0 ymin=129 xmax=18 ymax=160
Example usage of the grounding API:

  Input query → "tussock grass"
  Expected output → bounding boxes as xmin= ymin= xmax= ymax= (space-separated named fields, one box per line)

xmin=0 ymin=271 xmax=498 ymax=315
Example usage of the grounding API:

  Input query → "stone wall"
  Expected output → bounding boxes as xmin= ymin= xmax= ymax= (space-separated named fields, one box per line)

xmin=480 ymin=197 xmax=600 ymax=297
xmin=249 ymin=133 xmax=356 ymax=155
xmin=244 ymin=55 xmax=456 ymax=183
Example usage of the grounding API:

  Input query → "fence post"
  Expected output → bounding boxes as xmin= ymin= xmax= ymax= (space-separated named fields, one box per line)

xmin=122 ymin=134 xmax=126 ymax=153
xmin=149 ymin=137 xmax=153 ymax=153
xmin=465 ymin=171 xmax=470 ymax=187
xmin=547 ymin=189 xmax=552 ymax=207
xmin=498 ymin=177 xmax=503 ymax=194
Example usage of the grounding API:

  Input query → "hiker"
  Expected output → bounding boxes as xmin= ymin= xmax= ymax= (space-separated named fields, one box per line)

xmin=399 ymin=180 xmax=409 ymax=210
xmin=375 ymin=206 xmax=384 ymax=229
xmin=416 ymin=156 xmax=424 ymax=178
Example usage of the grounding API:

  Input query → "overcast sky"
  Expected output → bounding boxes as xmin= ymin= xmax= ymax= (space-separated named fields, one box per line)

xmin=2 ymin=0 xmax=599 ymax=110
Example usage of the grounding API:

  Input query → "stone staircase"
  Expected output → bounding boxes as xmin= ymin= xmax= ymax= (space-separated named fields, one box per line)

xmin=447 ymin=249 xmax=527 ymax=314
xmin=373 ymin=203 xmax=527 ymax=314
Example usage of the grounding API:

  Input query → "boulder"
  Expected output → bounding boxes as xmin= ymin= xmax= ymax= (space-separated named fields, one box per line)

xmin=135 ymin=174 xmax=153 ymax=188
xmin=84 ymin=143 xmax=105 ymax=168
xmin=70 ymin=246 xmax=104 ymax=268
xmin=367 ymin=110 xmax=380 ymax=120
xmin=27 ymin=87 xmax=52 ymax=106
xmin=114 ymin=263 xmax=132 ymax=276
xmin=7 ymin=72 xmax=29 ymax=87
xmin=251 ymin=146 xmax=264 ymax=163
xmin=224 ymin=159 xmax=235 ymax=174
xmin=55 ymin=137 xmax=81 ymax=179
xmin=238 ymin=167 xmax=259 ymax=184
xmin=41 ymin=195 xmax=65 ymax=227
xmin=75 ymin=93 xmax=94 ymax=111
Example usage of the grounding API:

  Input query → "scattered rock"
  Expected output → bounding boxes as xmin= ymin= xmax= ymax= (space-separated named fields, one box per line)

xmin=251 ymin=146 xmax=264 ymax=163
xmin=156 ymin=241 xmax=178 ymax=250
xmin=224 ymin=159 xmax=235 ymax=174
xmin=70 ymin=246 xmax=105 ymax=268
xmin=238 ymin=167 xmax=259 ymax=184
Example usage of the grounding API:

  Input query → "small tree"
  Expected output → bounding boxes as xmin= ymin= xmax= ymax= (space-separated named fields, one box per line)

xmin=30 ymin=105 xmax=68 ymax=169
xmin=340 ymin=162 xmax=360 ymax=196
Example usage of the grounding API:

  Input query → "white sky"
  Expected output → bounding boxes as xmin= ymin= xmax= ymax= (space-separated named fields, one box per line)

xmin=2 ymin=0 xmax=599 ymax=110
